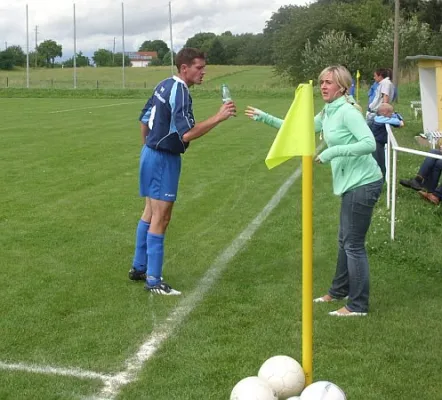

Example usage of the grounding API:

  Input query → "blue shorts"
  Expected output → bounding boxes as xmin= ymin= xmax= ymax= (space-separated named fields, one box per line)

xmin=139 ymin=146 xmax=181 ymax=202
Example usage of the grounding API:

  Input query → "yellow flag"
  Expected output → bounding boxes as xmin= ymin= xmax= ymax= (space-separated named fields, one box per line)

xmin=356 ymin=70 xmax=360 ymax=79
xmin=265 ymin=83 xmax=315 ymax=169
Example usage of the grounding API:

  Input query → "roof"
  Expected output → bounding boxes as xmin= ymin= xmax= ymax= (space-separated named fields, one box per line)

xmin=405 ymin=55 xmax=442 ymax=62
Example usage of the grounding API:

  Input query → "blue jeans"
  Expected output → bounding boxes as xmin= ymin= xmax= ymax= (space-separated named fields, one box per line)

xmin=418 ymin=149 xmax=442 ymax=192
xmin=328 ymin=179 xmax=383 ymax=313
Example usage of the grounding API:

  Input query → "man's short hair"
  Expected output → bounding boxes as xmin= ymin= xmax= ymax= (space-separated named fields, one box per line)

xmin=175 ymin=48 xmax=205 ymax=71
xmin=375 ymin=68 xmax=389 ymax=79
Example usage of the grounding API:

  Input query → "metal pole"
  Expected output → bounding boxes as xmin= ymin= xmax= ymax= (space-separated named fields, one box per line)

xmin=73 ymin=3 xmax=77 ymax=89
xmin=34 ymin=25 xmax=38 ymax=68
xmin=168 ymin=1 xmax=174 ymax=76
xmin=121 ymin=2 xmax=125 ymax=88
xmin=391 ymin=149 xmax=397 ymax=241
xmin=26 ymin=4 xmax=29 ymax=88
xmin=392 ymin=0 xmax=400 ymax=94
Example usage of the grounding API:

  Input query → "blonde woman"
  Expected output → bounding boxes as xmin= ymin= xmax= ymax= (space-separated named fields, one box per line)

xmin=245 ymin=65 xmax=383 ymax=316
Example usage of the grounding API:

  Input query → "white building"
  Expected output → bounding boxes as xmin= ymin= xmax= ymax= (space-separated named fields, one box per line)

xmin=127 ymin=51 xmax=158 ymax=67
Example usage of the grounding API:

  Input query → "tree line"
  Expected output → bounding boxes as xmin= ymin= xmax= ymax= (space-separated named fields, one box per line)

xmin=1 ymin=0 xmax=442 ymax=82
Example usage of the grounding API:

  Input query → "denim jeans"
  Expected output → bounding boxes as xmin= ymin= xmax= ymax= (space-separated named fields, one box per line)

xmin=328 ymin=179 xmax=383 ymax=313
xmin=372 ymin=141 xmax=386 ymax=181
xmin=418 ymin=149 xmax=442 ymax=192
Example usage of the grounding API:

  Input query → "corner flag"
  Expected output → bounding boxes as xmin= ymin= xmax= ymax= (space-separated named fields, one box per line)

xmin=265 ymin=83 xmax=315 ymax=169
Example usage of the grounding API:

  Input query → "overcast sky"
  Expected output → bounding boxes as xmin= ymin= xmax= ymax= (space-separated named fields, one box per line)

xmin=0 ymin=0 xmax=306 ymax=60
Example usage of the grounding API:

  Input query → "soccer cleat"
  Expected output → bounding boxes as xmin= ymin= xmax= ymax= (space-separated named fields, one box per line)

xmin=144 ymin=281 xmax=181 ymax=296
xmin=128 ymin=267 xmax=147 ymax=281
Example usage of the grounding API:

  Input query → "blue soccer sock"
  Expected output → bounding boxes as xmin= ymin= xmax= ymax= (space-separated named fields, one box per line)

xmin=146 ymin=232 xmax=165 ymax=286
xmin=132 ymin=220 xmax=150 ymax=271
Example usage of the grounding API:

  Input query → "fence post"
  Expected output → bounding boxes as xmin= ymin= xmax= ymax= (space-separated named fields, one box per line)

xmin=6 ymin=77 xmax=8 ymax=88
xmin=96 ymin=80 xmax=99 ymax=89
xmin=51 ymin=79 xmax=54 ymax=88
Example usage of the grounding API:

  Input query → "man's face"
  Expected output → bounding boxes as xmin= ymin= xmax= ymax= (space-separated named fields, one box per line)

xmin=181 ymin=58 xmax=206 ymax=86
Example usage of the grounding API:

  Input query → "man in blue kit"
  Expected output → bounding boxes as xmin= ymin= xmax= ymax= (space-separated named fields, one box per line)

xmin=129 ymin=48 xmax=236 ymax=295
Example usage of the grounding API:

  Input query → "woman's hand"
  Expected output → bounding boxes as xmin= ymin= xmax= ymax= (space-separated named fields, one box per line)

xmin=245 ymin=106 xmax=263 ymax=121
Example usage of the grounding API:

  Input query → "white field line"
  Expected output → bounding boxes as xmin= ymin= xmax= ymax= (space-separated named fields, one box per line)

xmin=0 ymin=361 xmax=111 ymax=381
xmin=49 ymin=101 xmax=140 ymax=114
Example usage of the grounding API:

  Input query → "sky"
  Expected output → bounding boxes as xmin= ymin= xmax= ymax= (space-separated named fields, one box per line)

xmin=0 ymin=0 xmax=305 ymax=60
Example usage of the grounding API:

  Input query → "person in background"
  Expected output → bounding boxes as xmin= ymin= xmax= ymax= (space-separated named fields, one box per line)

xmin=400 ymin=138 xmax=442 ymax=206
xmin=245 ymin=65 xmax=383 ymax=316
xmin=366 ymin=68 xmax=394 ymax=126
xmin=129 ymin=48 xmax=236 ymax=295
xmin=370 ymin=103 xmax=404 ymax=180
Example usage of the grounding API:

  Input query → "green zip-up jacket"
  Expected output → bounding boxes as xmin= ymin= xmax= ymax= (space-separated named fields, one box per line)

xmin=252 ymin=96 xmax=382 ymax=195
xmin=314 ymin=96 xmax=382 ymax=195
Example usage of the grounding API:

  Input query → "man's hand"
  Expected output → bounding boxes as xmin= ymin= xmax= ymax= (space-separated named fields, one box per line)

xmin=216 ymin=101 xmax=236 ymax=122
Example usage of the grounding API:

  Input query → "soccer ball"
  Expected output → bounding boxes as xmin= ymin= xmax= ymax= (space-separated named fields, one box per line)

xmin=300 ymin=381 xmax=346 ymax=400
xmin=230 ymin=376 xmax=277 ymax=400
xmin=258 ymin=355 xmax=306 ymax=399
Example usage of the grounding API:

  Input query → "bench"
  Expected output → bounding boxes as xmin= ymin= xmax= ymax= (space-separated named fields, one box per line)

xmin=418 ymin=130 xmax=442 ymax=148
xmin=410 ymin=100 xmax=422 ymax=119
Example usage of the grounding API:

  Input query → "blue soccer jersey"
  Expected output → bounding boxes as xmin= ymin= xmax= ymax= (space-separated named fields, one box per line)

xmin=139 ymin=76 xmax=195 ymax=154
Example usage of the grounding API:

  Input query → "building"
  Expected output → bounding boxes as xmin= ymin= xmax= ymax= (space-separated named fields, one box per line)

xmin=127 ymin=51 xmax=158 ymax=67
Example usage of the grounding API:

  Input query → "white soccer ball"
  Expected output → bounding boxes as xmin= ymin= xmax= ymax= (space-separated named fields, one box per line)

xmin=230 ymin=376 xmax=277 ymax=400
xmin=258 ymin=355 xmax=306 ymax=399
xmin=300 ymin=381 xmax=346 ymax=400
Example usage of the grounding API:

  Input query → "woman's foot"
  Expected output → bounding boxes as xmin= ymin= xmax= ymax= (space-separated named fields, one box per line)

xmin=313 ymin=294 xmax=348 ymax=303
xmin=329 ymin=306 xmax=367 ymax=317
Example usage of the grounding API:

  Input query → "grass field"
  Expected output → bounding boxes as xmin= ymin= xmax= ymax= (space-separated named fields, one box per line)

xmin=0 ymin=65 xmax=290 ymax=91
xmin=0 ymin=68 xmax=441 ymax=400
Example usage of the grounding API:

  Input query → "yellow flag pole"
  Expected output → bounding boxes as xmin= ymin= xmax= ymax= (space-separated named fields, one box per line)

xmin=356 ymin=70 xmax=360 ymax=103
xmin=302 ymin=155 xmax=313 ymax=385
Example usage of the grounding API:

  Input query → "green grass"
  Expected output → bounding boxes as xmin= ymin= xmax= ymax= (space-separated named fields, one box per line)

xmin=0 ymin=65 xmax=289 ymax=91
xmin=0 ymin=73 xmax=441 ymax=400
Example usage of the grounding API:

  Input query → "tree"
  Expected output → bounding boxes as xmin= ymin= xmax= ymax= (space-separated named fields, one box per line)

xmin=367 ymin=16 xmax=433 ymax=71
xmin=184 ymin=32 xmax=216 ymax=52
xmin=28 ymin=51 xmax=45 ymax=68
xmin=63 ymin=51 xmax=90 ymax=67
xmin=301 ymin=31 xmax=363 ymax=81
xmin=162 ymin=50 xmax=177 ymax=68
xmin=138 ymin=39 xmax=169 ymax=61
xmin=270 ymin=0 xmax=392 ymax=82
xmin=37 ymin=39 xmax=62 ymax=67
xmin=207 ymin=38 xmax=226 ymax=64
xmin=236 ymin=34 xmax=271 ymax=65
xmin=114 ymin=52 xmax=131 ymax=67
xmin=0 ymin=50 xmax=15 ymax=70
xmin=5 ymin=45 xmax=26 ymax=67
xmin=93 ymin=49 xmax=113 ymax=66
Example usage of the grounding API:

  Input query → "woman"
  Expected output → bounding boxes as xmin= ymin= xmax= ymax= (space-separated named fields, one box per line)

xmin=245 ymin=65 xmax=383 ymax=316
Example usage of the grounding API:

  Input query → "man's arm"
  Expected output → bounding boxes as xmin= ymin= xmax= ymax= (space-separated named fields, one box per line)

xmin=140 ymin=122 xmax=149 ymax=144
xmin=182 ymin=102 xmax=235 ymax=143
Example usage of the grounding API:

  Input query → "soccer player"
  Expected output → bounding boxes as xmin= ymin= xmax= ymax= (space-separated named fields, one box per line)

xmin=129 ymin=48 xmax=236 ymax=295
